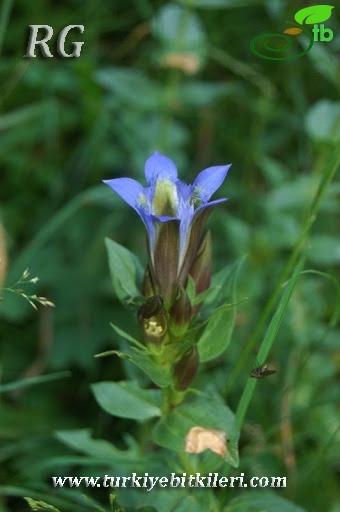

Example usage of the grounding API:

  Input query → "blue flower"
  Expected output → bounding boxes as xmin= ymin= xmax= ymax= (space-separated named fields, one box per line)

xmin=104 ymin=152 xmax=231 ymax=302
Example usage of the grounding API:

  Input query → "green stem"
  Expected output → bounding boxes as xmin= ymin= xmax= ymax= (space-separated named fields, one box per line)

xmin=236 ymin=256 xmax=305 ymax=428
xmin=223 ymin=144 xmax=340 ymax=396
xmin=161 ymin=383 xmax=185 ymax=414
xmin=0 ymin=0 xmax=13 ymax=57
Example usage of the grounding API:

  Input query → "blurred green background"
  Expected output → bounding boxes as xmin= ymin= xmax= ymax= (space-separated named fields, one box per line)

xmin=1 ymin=1 xmax=340 ymax=511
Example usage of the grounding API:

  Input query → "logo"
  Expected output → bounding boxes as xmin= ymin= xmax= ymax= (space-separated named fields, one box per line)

xmin=250 ymin=4 xmax=334 ymax=60
xmin=24 ymin=25 xmax=84 ymax=58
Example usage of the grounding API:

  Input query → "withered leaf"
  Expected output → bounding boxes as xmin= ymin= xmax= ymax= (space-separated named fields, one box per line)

xmin=185 ymin=426 xmax=227 ymax=458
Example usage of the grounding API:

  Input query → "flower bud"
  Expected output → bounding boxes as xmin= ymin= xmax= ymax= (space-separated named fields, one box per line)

xmin=142 ymin=266 xmax=156 ymax=298
xmin=189 ymin=231 xmax=212 ymax=294
xmin=188 ymin=231 xmax=212 ymax=315
xmin=169 ymin=285 xmax=192 ymax=337
xmin=173 ymin=345 xmax=199 ymax=391
xmin=152 ymin=220 xmax=180 ymax=302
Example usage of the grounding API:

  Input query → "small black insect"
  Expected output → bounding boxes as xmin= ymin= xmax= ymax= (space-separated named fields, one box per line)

xmin=250 ymin=363 xmax=276 ymax=379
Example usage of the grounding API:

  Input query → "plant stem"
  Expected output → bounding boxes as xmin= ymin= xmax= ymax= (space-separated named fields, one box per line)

xmin=0 ymin=0 xmax=13 ymax=57
xmin=223 ymin=144 xmax=340 ymax=397
xmin=235 ymin=256 xmax=305 ymax=428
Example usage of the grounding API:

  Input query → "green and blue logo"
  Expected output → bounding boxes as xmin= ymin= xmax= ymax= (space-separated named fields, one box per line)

xmin=250 ymin=4 xmax=334 ymax=60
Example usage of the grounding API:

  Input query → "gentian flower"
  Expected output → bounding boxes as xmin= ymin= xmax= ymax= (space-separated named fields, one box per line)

xmin=104 ymin=152 xmax=231 ymax=308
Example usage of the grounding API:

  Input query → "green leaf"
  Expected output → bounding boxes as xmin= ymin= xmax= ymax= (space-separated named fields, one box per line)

xmin=96 ymin=68 xmax=163 ymax=110
xmin=265 ymin=176 xmax=318 ymax=212
xmin=227 ymin=491 xmax=306 ymax=511
xmin=179 ymin=82 xmax=234 ymax=107
xmin=91 ymin=381 xmax=161 ymax=420
xmin=55 ymin=429 xmax=124 ymax=459
xmin=0 ymin=371 xmax=70 ymax=394
xmin=301 ymin=269 xmax=340 ymax=326
xmin=97 ymin=348 xmax=172 ymax=388
xmin=197 ymin=304 xmax=235 ymax=362
xmin=201 ymin=258 xmax=243 ymax=308
xmin=294 ymin=5 xmax=334 ymax=25
xmin=105 ymin=237 xmax=143 ymax=303
xmin=236 ymin=257 xmax=305 ymax=427
xmin=0 ymin=103 xmax=47 ymax=130
xmin=125 ymin=489 xmax=216 ymax=512
xmin=109 ymin=322 xmax=146 ymax=350
xmin=198 ymin=257 xmax=244 ymax=362
xmin=152 ymin=393 xmax=239 ymax=467
xmin=53 ymin=430 xmax=163 ymax=475
xmin=1 ymin=485 xmax=106 ymax=511
xmin=125 ymin=347 xmax=172 ymax=387
xmin=152 ymin=4 xmax=206 ymax=47
xmin=305 ymin=100 xmax=340 ymax=143
xmin=308 ymin=235 xmax=340 ymax=265
xmin=24 ymin=498 xmax=61 ymax=512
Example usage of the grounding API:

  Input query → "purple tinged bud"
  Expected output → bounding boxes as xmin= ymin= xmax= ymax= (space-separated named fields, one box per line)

xmin=176 ymin=206 xmax=215 ymax=288
xmin=173 ymin=346 xmax=199 ymax=391
xmin=152 ymin=220 xmax=180 ymax=302
xmin=142 ymin=266 xmax=156 ymax=298
xmin=169 ymin=285 xmax=192 ymax=336
xmin=188 ymin=231 xmax=212 ymax=314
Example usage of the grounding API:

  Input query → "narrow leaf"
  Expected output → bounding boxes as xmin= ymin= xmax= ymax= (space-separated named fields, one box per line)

xmin=55 ymin=429 xmax=125 ymax=458
xmin=236 ymin=257 xmax=305 ymax=427
xmin=91 ymin=381 xmax=161 ymax=420
xmin=24 ymin=498 xmax=61 ymax=512
xmin=0 ymin=371 xmax=71 ymax=394
xmin=96 ymin=348 xmax=172 ymax=388
xmin=109 ymin=322 xmax=146 ymax=350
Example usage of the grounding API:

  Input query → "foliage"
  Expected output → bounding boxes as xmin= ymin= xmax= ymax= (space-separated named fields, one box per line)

xmin=1 ymin=1 xmax=340 ymax=512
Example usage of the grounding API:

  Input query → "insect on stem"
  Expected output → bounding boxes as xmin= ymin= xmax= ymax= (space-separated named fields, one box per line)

xmin=250 ymin=363 xmax=277 ymax=379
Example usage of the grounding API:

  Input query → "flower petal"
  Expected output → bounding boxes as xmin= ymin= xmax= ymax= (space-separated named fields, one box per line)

xmin=103 ymin=178 xmax=144 ymax=212
xmin=144 ymin=152 xmax=178 ymax=185
xmin=195 ymin=197 xmax=228 ymax=214
xmin=176 ymin=180 xmax=195 ymax=202
xmin=193 ymin=164 xmax=231 ymax=203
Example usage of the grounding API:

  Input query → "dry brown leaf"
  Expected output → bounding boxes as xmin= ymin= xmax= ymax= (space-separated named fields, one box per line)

xmin=185 ymin=426 xmax=227 ymax=458
xmin=160 ymin=53 xmax=201 ymax=75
